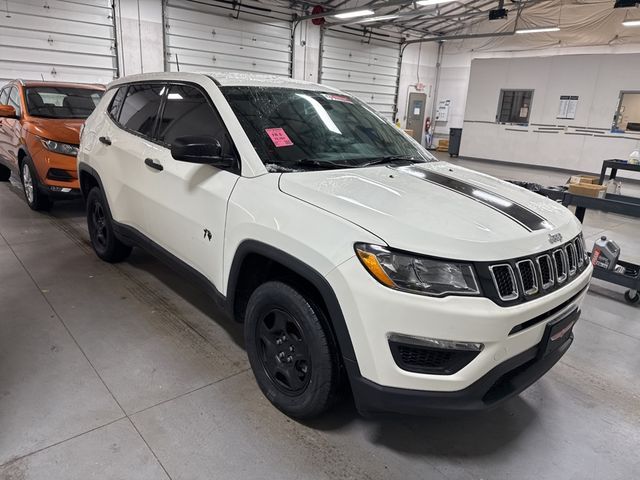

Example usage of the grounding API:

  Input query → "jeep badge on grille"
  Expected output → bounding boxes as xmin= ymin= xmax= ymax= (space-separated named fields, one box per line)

xmin=548 ymin=233 xmax=563 ymax=244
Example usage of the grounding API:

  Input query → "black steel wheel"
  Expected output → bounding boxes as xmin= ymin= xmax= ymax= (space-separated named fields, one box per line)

xmin=244 ymin=281 xmax=341 ymax=419
xmin=86 ymin=187 xmax=132 ymax=263
xmin=624 ymin=290 xmax=639 ymax=305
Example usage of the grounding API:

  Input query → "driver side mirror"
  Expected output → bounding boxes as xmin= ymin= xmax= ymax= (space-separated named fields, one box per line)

xmin=0 ymin=105 xmax=17 ymax=119
xmin=170 ymin=135 xmax=236 ymax=169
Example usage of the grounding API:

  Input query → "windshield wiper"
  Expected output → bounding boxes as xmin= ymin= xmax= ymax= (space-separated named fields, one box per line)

xmin=357 ymin=155 xmax=424 ymax=167
xmin=280 ymin=158 xmax=359 ymax=170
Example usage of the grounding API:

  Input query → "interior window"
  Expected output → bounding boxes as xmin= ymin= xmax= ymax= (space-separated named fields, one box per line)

xmin=108 ymin=87 xmax=127 ymax=120
xmin=118 ymin=84 xmax=163 ymax=138
xmin=8 ymin=87 xmax=21 ymax=116
xmin=613 ymin=91 xmax=640 ymax=132
xmin=497 ymin=89 xmax=533 ymax=124
xmin=158 ymin=84 xmax=231 ymax=153
xmin=0 ymin=88 xmax=8 ymax=105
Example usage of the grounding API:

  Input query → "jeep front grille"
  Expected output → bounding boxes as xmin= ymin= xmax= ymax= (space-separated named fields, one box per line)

xmin=482 ymin=234 xmax=588 ymax=305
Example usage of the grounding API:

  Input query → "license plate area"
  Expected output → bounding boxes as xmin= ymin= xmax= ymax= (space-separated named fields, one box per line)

xmin=538 ymin=308 xmax=579 ymax=358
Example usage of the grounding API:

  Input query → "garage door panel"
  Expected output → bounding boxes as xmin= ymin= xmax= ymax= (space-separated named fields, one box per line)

xmin=320 ymin=28 xmax=400 ymax=120
xmin=0 ymin=0 xmax=116 ymax=84
xmin=322 ymin=35 xmax=400 ymax=59
xmin=168 ymin=30 xmax=290 ymax=60
xmin=320 ymin=58 xmax=399 ymax=79
xmin=0 ymin=30 xmax=115 ymax=57
xmin=0 ymin=62 xmax=114 ymax=86
xmin=4 ymin=0 xmax=113 ymax=26
xmin=166 ymin=50 xmax=290 ymax=77
xmin=165 ymin=0 xmax=292 ymax=77
xmin=320 ymin=69 xmax=398 ymax=88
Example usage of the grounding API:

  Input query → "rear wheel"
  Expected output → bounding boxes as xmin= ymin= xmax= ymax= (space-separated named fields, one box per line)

xmin=0 ymin=164 xmax=10 ymax=181
xmin=86 ymin=187 xmax=132 ymax=263
xmin=21 ymin=159 xmax=51 ymax=211
xmin=244 ymin=281 xmax=341 ymax=419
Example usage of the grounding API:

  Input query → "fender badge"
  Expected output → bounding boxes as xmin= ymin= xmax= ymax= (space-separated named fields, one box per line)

xmin=548 ymin=233 xmax=563 ymax=244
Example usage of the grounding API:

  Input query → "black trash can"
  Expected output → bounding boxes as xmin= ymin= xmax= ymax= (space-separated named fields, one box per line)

xmin=448 ymin=128 xmax=462 ymax=157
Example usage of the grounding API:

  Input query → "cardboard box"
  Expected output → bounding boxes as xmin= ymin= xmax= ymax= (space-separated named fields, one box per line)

xmin=567 ymin=183 xmax=607 ymax=198
xmin=567 ymin=175 xmax=599 ymax=185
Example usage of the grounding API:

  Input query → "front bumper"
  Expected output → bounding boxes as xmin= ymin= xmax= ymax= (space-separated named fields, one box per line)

xmin=326 ymin=256 xmax=592 ymax=413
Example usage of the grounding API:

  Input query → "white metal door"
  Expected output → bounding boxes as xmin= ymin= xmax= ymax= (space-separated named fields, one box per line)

xmin=320 ymin=28 xmax=401 ymax=120
xmin=0 ymin=0 xmax=117 ymax=85
xmin=164 ymin=0 xmax=293 ymax=76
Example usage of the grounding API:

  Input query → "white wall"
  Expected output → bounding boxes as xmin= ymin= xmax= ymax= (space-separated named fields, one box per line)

xmin=459 ymin=53 xmax=640 ymax=174
xmin=114 ymin=0 xmax=164 ymax=76
xmin=396 ymin=42 xmax=439 ymax=132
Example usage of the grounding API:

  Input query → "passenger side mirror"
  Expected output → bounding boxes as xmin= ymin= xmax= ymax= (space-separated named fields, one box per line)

xmin=170 ymin=135 xmax=236 ymax=169
xmin=0 ymin=105 xmax=17 ymax=119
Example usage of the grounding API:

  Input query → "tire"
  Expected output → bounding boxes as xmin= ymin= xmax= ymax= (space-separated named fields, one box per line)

xmin=244 ymin=281 xmax=341 ymax=419
xmin=624 ymin=290 xmax=639 ymax=305
xmin=86 ymin=187 xmax=132 ymax=263
xmin=21 ymin=158 xmax=51 ymax=211
xmin=0 ymin=164 xmax=10 ymax=181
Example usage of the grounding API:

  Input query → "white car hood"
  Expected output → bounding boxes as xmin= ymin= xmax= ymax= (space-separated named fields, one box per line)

xmin=278 ymin=162 xmax=581 ymax=261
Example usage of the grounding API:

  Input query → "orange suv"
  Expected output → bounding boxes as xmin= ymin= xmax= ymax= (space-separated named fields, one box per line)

xmin=0 ymin=80 xmax=105 ymax=210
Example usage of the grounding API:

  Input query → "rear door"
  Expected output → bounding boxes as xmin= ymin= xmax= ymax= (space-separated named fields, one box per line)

xmin=100 ymin=83 xmax=163 ymax=234
xmin=142 ymin=82 xmax=240 ymax=289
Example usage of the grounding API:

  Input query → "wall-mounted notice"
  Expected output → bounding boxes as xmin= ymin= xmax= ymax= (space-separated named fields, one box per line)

xmin=436 ymin=99 xmax=451 ymax=122
xmin=557 ymin=95 xmax=579 ymax=120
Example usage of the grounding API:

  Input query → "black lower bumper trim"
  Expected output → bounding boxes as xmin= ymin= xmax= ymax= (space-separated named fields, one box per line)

xmin=348 ymin=332 xmax=574 ymax=415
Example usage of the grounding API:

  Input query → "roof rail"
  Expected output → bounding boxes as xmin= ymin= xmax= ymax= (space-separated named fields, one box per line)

xmin=16 ymin=79 xmax=25 ymax=86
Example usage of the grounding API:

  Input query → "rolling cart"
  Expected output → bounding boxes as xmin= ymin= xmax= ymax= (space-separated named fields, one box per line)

xmin=562 ymin=173 xmax=640 ymax=304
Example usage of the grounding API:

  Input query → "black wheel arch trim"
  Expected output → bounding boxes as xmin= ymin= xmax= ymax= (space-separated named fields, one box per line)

xmin=227 ymin=239 xmax=359 ymax=367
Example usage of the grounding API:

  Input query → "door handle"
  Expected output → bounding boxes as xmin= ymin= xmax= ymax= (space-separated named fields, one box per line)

xmin=144 ymin=158 xmax=163 ymax=171
xmin=99 ymin=136 xmax=111 ymax=146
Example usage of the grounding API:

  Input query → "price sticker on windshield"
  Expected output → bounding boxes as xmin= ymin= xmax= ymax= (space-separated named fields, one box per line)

xmin=265 ymin=128 xmax=294 ymax=147
xmin=322 ymin=94 xmax=352 ymax=103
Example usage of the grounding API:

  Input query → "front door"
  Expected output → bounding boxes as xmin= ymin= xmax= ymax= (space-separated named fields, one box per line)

xmin=142 ymin=83 xmax=239 ymax=290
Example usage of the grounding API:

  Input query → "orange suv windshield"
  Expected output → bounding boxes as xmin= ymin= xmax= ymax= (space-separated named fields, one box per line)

xmin=25 ymin=87 xmax=104 ymax=120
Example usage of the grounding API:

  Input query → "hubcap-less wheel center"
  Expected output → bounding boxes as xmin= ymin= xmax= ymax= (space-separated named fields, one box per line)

xmin=257 ymin=309 xmax=311 ymax=395
xmin=22 ymin=164 xmax=34 ymax=203
xmin=91 ymin=202 xmax=108 ymax=249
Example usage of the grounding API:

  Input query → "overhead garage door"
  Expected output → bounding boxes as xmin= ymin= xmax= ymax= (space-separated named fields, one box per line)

xmin=164 ymin=0 xmax=293 ymax=76
xmin=0 ymin=0 xmax=117 ymax=86
xmin=320 ymin=27 xmax=401 ymax=120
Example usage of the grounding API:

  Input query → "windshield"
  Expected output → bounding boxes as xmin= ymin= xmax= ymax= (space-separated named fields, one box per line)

xmin=25 ymin=87 xmax=103 ymax=119
xmin=221 ymin=86 xmax=437 ymax=171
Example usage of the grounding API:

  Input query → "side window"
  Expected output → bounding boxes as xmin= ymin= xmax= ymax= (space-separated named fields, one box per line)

xmin=108 ymin=86 xmax=127 ymax=120
xmin=118 ymin=84 xmax=163 ymax=138
xmin=8 ymin=87 xmax=22 ymax=116
xmin=0 ymin=88 xmax=8 ymax=105
xmin=158 ymin=84 xmax=232 ymax=154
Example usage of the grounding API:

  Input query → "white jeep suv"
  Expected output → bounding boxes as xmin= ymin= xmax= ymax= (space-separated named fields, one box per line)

xmin=78 ymin=72 xmax=592 ymax=418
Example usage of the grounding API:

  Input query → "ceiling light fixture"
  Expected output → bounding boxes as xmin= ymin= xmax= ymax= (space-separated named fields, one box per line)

xmin=622 ymin=19 xmax=640 ymax=26
xmin=515 ymin=26 xmax=560 ymax=34
xmin=416 ymin=0 xmax=457 ymax=6
xmin=358 ymin=15 xmax=399 ymax=23
xmin=333 ymin=9 xmax=375 ymax=19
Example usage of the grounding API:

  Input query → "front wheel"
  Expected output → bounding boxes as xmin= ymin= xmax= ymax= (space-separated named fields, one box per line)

xmin=0 ymin=164 xmax=10 ymax=181
xmin=244 ymin=281 xmax=341 ymax=419
xmin=624 ymin=290 xmax=639 ymax=305
xmin=86 ymin=187 xmax=132 ymax=263
xmin=21 ymin=159 xmax=51 ymax=211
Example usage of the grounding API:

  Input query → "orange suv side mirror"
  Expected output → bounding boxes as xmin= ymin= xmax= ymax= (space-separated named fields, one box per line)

xmin=0 ymin=105 xmax=17 ymax=118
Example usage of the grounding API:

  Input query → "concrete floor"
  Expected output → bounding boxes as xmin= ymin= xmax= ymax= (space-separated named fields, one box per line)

xmin=1 ymin=159 xmax=639 ymax=480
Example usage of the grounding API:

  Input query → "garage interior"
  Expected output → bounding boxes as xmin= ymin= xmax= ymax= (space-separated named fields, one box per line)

xmin=1 ymin=0 xmax=639 ymax=479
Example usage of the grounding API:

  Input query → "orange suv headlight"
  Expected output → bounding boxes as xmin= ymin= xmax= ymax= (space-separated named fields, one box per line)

xmin=41 ymin=138 xmax=79 ymax=157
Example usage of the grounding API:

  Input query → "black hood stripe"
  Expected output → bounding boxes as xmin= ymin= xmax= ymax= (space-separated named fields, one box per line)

xmin=393 ymin=166 xmax=553 ymax=232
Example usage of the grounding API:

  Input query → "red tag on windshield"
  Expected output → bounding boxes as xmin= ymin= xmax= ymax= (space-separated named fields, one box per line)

xmin=265 ymin=128 xmax=293 ymax=147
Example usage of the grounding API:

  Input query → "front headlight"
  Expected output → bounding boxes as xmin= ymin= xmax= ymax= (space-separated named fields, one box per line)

xmin=41 ymin=139 xmax=79 ymax=156
xmin=355 ymin=243 xmax=480 ymax=297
